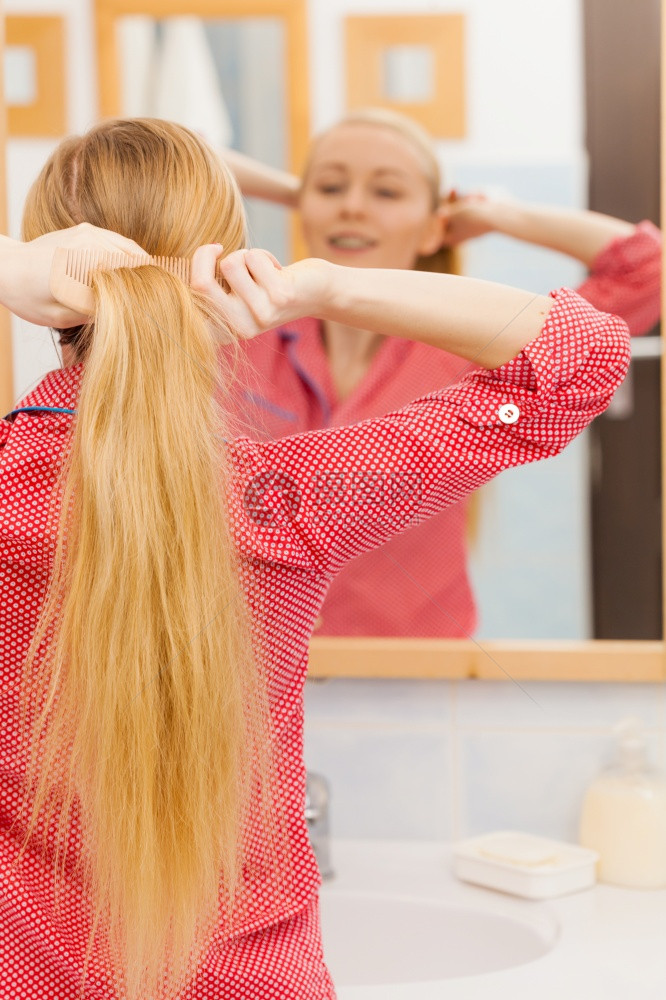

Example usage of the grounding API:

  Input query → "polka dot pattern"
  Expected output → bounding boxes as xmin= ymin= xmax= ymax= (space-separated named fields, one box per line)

xmin=0 ymin=287 xmax=630 ymax=997
xmin=577 ymin=220 xmax=662 ymax=337
xmin=238 ymin=221 xmax=660 ymax=636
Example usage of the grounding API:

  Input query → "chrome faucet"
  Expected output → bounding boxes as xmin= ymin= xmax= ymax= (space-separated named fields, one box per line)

xmin=305 ymin=771 xmax=334 ymax=880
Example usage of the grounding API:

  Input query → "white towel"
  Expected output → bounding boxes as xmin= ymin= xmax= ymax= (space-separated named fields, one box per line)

xmin=152 ymin=17 xmax=233 ymax=149
xmin=117 ymin=16 xmax=158 ymax=118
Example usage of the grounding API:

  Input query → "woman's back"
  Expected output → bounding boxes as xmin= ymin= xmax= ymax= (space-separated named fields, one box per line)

xmin=0 ymin=282 xmax=630 ymax=997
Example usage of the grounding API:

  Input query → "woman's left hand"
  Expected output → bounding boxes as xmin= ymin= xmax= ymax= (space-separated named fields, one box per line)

xmin=0 ymin=223 xmax=148 ymax=327
xmin=191 ymin=244 xmax=334 ymax=340
xmin=438 ymin=192 xmax=495 ymax=248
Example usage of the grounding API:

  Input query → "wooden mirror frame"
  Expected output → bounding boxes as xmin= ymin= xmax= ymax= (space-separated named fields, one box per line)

xmin=88 ymin=0 xmax=662 ymax=681
xmin=96 ymin=0 xmax=309 ymax=171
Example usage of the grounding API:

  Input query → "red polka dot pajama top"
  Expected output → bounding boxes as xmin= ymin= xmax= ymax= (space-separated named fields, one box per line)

xmin=237 ymin=221 xmax=660 ymax=638
xmin=0 ymin=288 xmax=631 ymax=998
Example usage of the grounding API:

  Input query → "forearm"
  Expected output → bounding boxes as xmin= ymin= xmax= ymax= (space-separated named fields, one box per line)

xmin=318 ymin=264 xmax=554 ymax=369
xmin=487 ymin=202 xmax=635 ymax=268
xmin=0 ymin=236 xmax=24 ymax=314
xmin=219 ymin=149 xmax=300 ymax=207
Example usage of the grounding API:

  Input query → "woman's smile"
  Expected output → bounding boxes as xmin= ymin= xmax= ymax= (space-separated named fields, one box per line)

xmin=327 ymin=231 xmax=379 ymax=253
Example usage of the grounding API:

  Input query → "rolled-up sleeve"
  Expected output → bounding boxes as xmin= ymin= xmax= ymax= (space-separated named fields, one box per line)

xmin=229 ymin=288 xmax=631 ymax=576
xmin=576 ymin=220 xmax=661 ymax=337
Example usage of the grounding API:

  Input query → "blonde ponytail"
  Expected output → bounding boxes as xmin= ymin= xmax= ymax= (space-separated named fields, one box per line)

xmin=15 ymin=120 xmax=284 ymax=1000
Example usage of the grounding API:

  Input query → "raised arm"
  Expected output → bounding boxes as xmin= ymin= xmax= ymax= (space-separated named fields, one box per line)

xmin=190 ymin=248 xmax=631 ymax=576
xmin=217 ymin=148 xmax=300 ymax=208
xmin=441 ymin=198 xmax=635 ymax=267
xmin=441 ymin=198 xmax=662 ymax=336
xmin=204 ymin=247 xmax=555 ymax=369
xmin=574 ymin=219 xmax=661 ymax=335
xmin=230 ymin=289 xmax=629 ymax=576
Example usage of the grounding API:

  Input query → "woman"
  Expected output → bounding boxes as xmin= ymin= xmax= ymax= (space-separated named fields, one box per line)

xmin=223 ymin=108 xmax=661 ymax=638
xmin=0 ymin=118 xmax=629 ymax=1000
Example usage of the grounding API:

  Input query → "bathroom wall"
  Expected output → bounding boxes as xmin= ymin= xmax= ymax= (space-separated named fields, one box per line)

xmin=305 ymin=679 xmax=666 ymax=842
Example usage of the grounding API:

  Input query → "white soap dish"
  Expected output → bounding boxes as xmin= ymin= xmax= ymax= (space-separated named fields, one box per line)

xmin=452 ymin=831 xmax=599 ymax=899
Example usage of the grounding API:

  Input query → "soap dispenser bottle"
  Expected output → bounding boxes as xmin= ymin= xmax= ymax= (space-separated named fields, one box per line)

xmin=579 ymin=717 xmax=666 ymax=889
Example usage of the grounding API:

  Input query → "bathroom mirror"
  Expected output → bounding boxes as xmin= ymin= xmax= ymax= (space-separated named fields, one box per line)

xmin=94 ymin=0 xmax=664 ymax=675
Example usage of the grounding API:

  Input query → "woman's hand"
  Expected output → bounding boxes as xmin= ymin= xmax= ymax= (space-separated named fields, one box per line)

xmin=0 ymin=223 xmax=148 ymax=327
xmin=191 ymin=245 xmax=334 ymax=339
xmin=192 ymin=243 xmax=555 ymax=369
xmin=439 ymin=195 xmax=638 ymax=266
xmin=438 ymin=192 xmax=496 ymax=248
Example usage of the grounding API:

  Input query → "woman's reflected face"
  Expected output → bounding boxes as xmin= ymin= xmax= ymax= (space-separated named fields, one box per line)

xmin=300 ymin=124 xmax=442 ymax=270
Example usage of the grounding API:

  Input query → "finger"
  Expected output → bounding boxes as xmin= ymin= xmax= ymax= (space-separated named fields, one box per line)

xmin=72 ymin=224 xmax=149 ymax=259
xmin=215 ymin=248 xmax=252 ymax=279
xmin=109 ymin=235 xmax=149 ymax=257
xmin=191 ymin=243 xmax=226 ymax=295
xmin=217 ymin=250 xmax=284 ymax=333
xmin=242 ymin=248 xmax=284 ymax=286
xmin=92 ymin=229 xmax=147 ymax=257
xmin=217 ymin=250 xmax=263 ymax=301
xmin=195 ymin=247 xmax=273 ymax=340
xmin=262 ymin=249 xmax=283 ymax=269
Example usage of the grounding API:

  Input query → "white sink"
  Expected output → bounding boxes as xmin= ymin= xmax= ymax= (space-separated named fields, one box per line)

xmin=318 ymin=839 xmax=666 ymax=999
xmin=320 ymin=889 xmax=559 ymax=986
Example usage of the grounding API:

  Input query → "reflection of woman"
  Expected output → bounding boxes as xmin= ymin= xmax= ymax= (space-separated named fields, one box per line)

xmin=0 ymin=118 xmax=630 ymax=1000
xmin=224 ymin=109 xmax=661 ymax=638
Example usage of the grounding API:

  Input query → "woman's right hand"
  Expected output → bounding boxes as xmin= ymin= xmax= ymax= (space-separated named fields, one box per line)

xmin=0 ymin=223 xmax=147 ymax=327
xmin=191 ymin=245 xmax=333 ymax=339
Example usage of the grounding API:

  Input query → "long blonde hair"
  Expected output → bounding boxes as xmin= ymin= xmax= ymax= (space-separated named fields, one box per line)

xmin=17 ymin=119 xmax=281 ymax=1000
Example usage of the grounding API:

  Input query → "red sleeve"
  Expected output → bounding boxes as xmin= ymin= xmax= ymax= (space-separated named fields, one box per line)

xmin=228 ymin=288 xmax=630 ymax=577
xmin=575 ymin=220 xmax=661 ymax=337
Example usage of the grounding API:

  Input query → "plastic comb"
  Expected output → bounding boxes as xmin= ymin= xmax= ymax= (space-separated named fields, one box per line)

xmin=49 ymin=247 xmax=225 ymax=316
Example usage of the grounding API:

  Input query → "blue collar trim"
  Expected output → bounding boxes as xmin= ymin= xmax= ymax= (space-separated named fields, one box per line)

xmin=4 ymin=406 xmax=77 ymax=422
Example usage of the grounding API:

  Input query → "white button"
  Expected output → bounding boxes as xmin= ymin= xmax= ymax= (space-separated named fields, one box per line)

xmin=498 ymin=403 xmax=520 ymax=425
